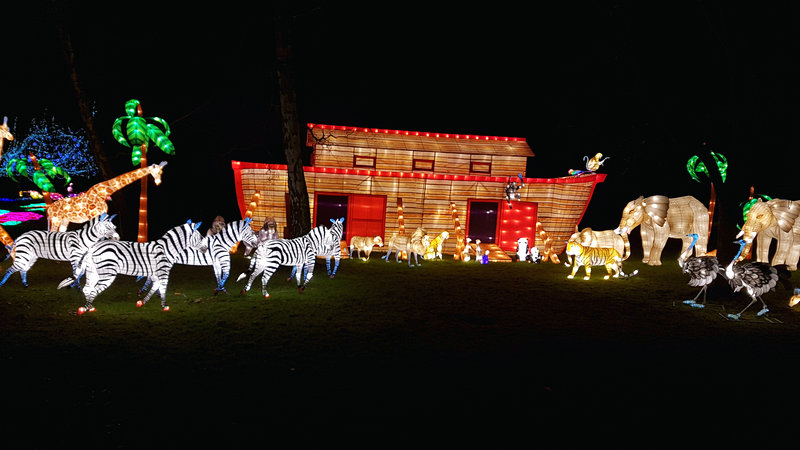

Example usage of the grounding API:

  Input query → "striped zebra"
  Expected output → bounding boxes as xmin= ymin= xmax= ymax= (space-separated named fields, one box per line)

xmin=138 ymin=218 xmax=258 ymax=295
xmin=237 ymin=221 xmax=340 ymax=298
xmin=0 ymin=213 xmax=119 ymax=288
xmin=288 ymin=217 xmax=345 ymax=281
xmin=72 ymin=220 xmax=204 ymax=314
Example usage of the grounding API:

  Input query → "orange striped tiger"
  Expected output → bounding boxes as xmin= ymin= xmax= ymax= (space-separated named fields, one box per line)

xmin=565 ymin=241 xmax=637 ymax=280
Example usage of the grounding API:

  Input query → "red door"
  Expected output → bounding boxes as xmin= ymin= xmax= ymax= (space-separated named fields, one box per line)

xmin=497 ymin=201 xmax=538 ymax=252
xmin=347 ymin=194 xmax=386 ymax=245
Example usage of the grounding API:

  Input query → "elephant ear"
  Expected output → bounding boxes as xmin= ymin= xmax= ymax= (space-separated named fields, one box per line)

xmin=769 ymin=199 xmax=800 ymax=233
xmin=643 ymin=195 xmax=670 ymax=227
xmin=578 ymin=228 xmax=594 ymax=246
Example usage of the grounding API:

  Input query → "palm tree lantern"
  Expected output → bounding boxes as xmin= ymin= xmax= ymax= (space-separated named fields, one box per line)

xmin=112 ymin=99 xmax=175 ymax=242
xmin=687 ymin=151 xmax=728 ymax=238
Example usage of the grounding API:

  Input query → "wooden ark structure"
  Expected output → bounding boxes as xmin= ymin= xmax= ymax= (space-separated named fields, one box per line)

xmin=232 ymin=124 xmax=606 ymax=260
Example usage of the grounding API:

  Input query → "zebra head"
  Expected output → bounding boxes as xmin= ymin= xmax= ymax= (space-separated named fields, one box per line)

xmin=95 ymin=214 xmax=120 ymax=241
xmin=235 ymin=218 xmax=259 ymax=255
xmin=329 ymin=217 xmax=345 ymax=241
xmin=83 ymin=212 xmax=120 ymax=241
xmin=160 ymin=220 xmax=205 ymax=259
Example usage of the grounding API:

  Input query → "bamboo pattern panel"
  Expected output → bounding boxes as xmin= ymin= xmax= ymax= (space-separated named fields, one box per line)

xmin=237 ymin=164 xmax=603 ymax=258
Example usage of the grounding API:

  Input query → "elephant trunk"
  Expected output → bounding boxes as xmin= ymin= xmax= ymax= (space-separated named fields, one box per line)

xmin=619 ymin=231 xmax=631 ymax=260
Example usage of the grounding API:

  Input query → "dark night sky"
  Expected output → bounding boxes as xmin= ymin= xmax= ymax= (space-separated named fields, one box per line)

xmin=3 ymin=1 xmax=798 ymax=239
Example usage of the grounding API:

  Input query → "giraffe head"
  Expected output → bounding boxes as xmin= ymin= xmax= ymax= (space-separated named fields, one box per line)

xmin=150 ymin=161 xmax=168 ymax=185
xmin=0 ymin=116 xmax=14 ymax=157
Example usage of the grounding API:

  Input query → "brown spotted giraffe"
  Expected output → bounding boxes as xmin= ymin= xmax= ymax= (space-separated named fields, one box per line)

xmin=0 ymin=116 xmax=13 ymax=159
xmin=46 ymin=161 xmax=168 ymax=232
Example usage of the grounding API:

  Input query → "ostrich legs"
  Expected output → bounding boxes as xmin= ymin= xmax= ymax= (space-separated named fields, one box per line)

xmin=724 ymin=239 xmax=779 ymax=320
xmin=679 ymin=233 xmax=721 ymax=309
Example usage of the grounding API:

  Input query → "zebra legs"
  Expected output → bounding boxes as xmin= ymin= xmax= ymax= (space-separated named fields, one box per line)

xmin=295 ymin=261 xmax=314 ymax=292
xmin=240 ymin=266 xmax=267 ymax=297
xmin=212 ymin=262 xmax=228 ymax=295
xmin=79 ymin=274 xmax=116 ymax=315
xmin=326 ymin=255 xmax=340 ymax=277
xmin=0 ymin=267 xmax=19 ymax=287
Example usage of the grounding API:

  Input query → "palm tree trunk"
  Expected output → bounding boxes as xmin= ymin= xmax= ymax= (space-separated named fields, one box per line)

xmin=138 ymin=145 xmax=148 ymax=242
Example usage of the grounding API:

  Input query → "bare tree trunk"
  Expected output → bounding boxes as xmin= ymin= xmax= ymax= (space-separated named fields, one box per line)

xmin=274 ymin=11 xmax=311 ymax=238
xmin=697 ymin=2 xmax=747 ymax=266
xmin=57 ymin=24 xmax=128 ymax=235
xmin=58 ymin=28 xmax=115 ymax=182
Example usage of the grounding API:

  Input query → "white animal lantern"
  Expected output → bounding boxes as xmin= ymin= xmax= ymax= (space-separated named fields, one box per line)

xmin=515 ymin=237 xmax=541 ymax=263
xmin=530 ymin=246 xmax=540 ymax=263
xmin=516 ymin=238 xmax=531 ymax=262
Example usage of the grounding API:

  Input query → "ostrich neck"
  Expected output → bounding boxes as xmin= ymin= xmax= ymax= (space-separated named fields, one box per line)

xmin=678 ymin=235 xmax=698 ymax=266
xmin=725 ymin=243 xmax=746 ymax=275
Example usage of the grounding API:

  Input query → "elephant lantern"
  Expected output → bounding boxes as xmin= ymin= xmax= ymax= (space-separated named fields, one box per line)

xmin=737 ymin=198 xmax=800 ymax=271
xmin=614 ymin=195 xmax=709 ymax=266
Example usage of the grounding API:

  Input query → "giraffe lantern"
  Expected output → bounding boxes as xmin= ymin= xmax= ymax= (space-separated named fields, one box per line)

xmin=0 ymin=116 xmax=13 ymax=158
xmin=46 ymin=161 xmax=168 ymax=232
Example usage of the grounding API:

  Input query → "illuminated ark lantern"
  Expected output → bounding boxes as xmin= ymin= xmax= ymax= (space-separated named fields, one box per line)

xmin=233 ymin=124 xmax=607 ymax=263
xmin=737 ymin=198 xmax=800 ymax=271
xmin=615 ymin=195 xmax=708 ymax=266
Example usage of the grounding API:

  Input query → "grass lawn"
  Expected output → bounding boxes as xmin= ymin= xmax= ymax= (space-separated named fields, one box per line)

xmin=2 ymin=245 xmax=800 ymax=447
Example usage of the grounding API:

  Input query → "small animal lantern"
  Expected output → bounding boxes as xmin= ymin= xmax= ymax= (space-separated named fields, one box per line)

xmin=516 ymin=237 xmax=531 ymax=262
xmin=790 ymin=288 xmax=800 ymax=308
xmin=584 ymin=153 xmax=609 ymax=172
xmin=461 ymin=237 xmax=472 ymax=261
xmin=569 ymin=153 xmax=610 ymax=176
xmin=258 ymin=217 xmax=279 ymax=243
xmin=207 ymin=215 xmax=226 ymax=236
xmin=516 ymin=237 xmax=542 ymax=263
xmin=504 ymin=173 xmax=525 ymax=209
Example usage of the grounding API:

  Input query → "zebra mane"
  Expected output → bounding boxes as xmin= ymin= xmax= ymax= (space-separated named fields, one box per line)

xmin=212 ymin=219 xmax=255 ymax=247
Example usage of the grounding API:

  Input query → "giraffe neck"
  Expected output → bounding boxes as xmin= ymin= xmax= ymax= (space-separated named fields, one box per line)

xmin=91 ymin=166 xmax=151 ymax=196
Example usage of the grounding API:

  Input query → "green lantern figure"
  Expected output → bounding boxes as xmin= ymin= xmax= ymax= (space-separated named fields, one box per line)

xmin=112 ymin=99 xmax=175 ymax=242
xmin=687 ymin=151 xmax=727 ymax=237
xmin=6 ymin=153 xmax=71 ymax=204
